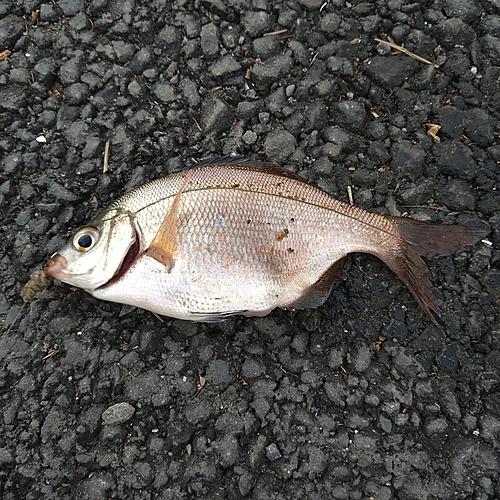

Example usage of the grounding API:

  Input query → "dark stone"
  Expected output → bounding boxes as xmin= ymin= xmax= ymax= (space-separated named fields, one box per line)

xmin=39 ymin=4 xmax=59 ymax=22
xmin=478 ymin=191 xmax=500 ymax=215
xmin=442 ymin=0 xmax=482 ymax=24
xmin=367 ymin=141 xmax=390 ymax=165
xmin=364 ymin=55 xmax=419 ymax=89
xmin=200 ymin=96 xmax=234 ymax=136
xmin=33 ymin=58 xmax=58 ymax=87
xmin=242 ymin=11 xmax=270 ymax=37
xmin=251 ymin=53 xmax=293 ymax=92
xmin=58 ymin=0 xmax=85 ymax=16
xmin=112 ymin=41 xmax=135 ymax=63
xmin=0 ymin=85 xmax=27 ymax=112
xmin=437 ymin=343 xmax=459 ymax=371
xmin=442 ymin=49 xmax=471 ymax=79
xmin=463 ymin=109 xmax=494 ymax=146
xmin=332 ymin=100 xmax=366 ymax=132
xmin=318 ymin=13 xmax=341 ymax=35
xmin=433 ymin=18 xmax=475 ymax=50
xmin=435 ymin=179 xmax=476 ymax=211
xmin=391 ymin=141 xmax=425 ymax=181
xmin=209 ymin=55 xmax=242 ymax=79
xmin=264 ymin=130 xmax=296 ymax=163
xmin=253 ymin=36 xmax=280 ymax=60
xmin=265 ymin=443 xmax=282 ymax=461
xmin=438 ymin=106 xmax=463 ymax=139
xmin=0 ymin=16 xmax=24 ymax=48
xmin=433 ymin=141 xmax=476 ymax=179
xmin=64 ymin=83 xmax=90 ymax=105
xmin=206 ymin=359 xmax=233 ymax=389
xmin=157 ymin=25 xmax=181 ymax=54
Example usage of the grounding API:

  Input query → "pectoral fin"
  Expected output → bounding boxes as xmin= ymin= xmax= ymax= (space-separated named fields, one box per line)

xmin=146 ymin=170 xmax=193 ymax=272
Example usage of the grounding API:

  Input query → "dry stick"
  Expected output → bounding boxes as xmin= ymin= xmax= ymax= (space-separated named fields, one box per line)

xmin=374 ymin=38 xmax=439 ymax=68
xmin=192 ymin=117 xmax=202 ymax=132
xmin=347 ymin=186 xmax=354 ymax=206
xmin=103 ymin=140 xmax=111 ymax=173
xmin=263 ymin=29 xmax=288 ymax=36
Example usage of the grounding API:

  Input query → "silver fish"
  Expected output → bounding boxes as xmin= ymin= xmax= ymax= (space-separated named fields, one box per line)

xmin=46 ymin=157 xmax=487 ymax=322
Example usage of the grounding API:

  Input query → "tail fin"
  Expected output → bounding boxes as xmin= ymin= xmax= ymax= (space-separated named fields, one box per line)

xmin=378 ymin=219 xmax=488 ymax=323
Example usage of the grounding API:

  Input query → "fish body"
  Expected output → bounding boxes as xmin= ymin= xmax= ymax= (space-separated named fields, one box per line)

xmin=46 ymin=157 xmax=487 ymax=322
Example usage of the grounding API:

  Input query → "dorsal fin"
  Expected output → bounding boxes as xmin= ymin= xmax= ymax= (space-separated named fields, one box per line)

xmin=189 ymin=155 xmax=307 ymax=183
xmin=146 ymin=169 xmax=193 ymax=272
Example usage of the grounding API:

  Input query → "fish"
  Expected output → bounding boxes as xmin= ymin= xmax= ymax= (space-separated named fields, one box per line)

xmin=45 ymin=156 xmax=488 ymax=323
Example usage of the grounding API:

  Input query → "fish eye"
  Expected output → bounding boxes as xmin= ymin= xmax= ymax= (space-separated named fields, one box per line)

xmin=73 ymin=228 xmax=99 ymax=252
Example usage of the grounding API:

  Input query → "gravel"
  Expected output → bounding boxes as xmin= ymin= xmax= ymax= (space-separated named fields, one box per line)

xmin=1 ymin=0 xmax=499 ymax=499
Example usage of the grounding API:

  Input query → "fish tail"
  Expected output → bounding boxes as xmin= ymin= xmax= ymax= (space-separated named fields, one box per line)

xmin=379 ymin=218 xmax=488 ymax=323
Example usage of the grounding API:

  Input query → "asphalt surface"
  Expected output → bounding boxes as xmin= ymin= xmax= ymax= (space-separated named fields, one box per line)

xmin=1 ymin=0 xmax=499 ymax=499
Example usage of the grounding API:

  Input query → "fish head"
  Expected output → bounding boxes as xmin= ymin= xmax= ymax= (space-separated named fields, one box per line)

xmin=46 ymin=208 xmax=139 ymax=291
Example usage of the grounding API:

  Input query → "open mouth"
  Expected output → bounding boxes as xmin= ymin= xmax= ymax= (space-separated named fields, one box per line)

xmin=98 ymin=235 xmax=141 ymax=289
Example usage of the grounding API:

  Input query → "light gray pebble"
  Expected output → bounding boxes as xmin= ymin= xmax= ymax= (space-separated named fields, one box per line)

xmin=201 ymin=23 xmax=219 ymax=59
xmin=128 ymin=80 xmax=143 ymax=98
xmin=265 ymin=443 xmax=282 ymax=461
xmin=153 ymin=82 xmax=176 ymax=103
xmin=258 ymin=111 xmax=270 ymax=124
xmin=242 ymin=130 xmax=258 ymax=145
xmin=101 ymin=402 xmax=135 ymax=426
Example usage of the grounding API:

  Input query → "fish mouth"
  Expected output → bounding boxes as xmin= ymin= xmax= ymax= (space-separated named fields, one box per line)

xmin=46 ymin=254 xmax=68 ymax=281
xmin=97 ymin=234 xmax=141 ymax=289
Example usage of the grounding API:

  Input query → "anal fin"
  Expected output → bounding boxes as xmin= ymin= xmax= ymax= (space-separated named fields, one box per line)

xmin=281 ymin=257 xmax=346 ymax=310
xmin=146 ymin=170 xmax=193 ymax=272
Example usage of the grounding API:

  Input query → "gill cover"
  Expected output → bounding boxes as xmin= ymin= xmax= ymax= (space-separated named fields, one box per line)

xmin=47 ymin=209 xmax=138 ymax=291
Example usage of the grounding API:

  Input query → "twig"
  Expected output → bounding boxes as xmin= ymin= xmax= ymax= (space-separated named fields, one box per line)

xmin=103 ymin=140 xmax=110 ymax=173
xmin=308 ymin=52 xmax=318 ymax=69
xmin=192 ymin=117 xmax=202 ymax=132
xmin=374 ymin=37 xmax=438 ymax=68
xmin=151 ymin=311 xmax=164 ymax=323
xmin=264 ymin=29 xmax=288 ymax=36
xmin=347 ymin=186 xmax=354 ymax=206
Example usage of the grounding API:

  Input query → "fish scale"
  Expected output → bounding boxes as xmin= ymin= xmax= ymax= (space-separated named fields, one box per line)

xmin=46 ymin=157 xmax=488 ymax=323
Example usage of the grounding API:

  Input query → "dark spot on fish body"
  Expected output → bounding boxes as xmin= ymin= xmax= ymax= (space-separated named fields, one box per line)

xmin=276 ymin=228 xmax=289 ymax=241
xmin=246 ymin=219 xmax=252 ymax=224
xmin=288 ymin=248 xmax=295 ymax=253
